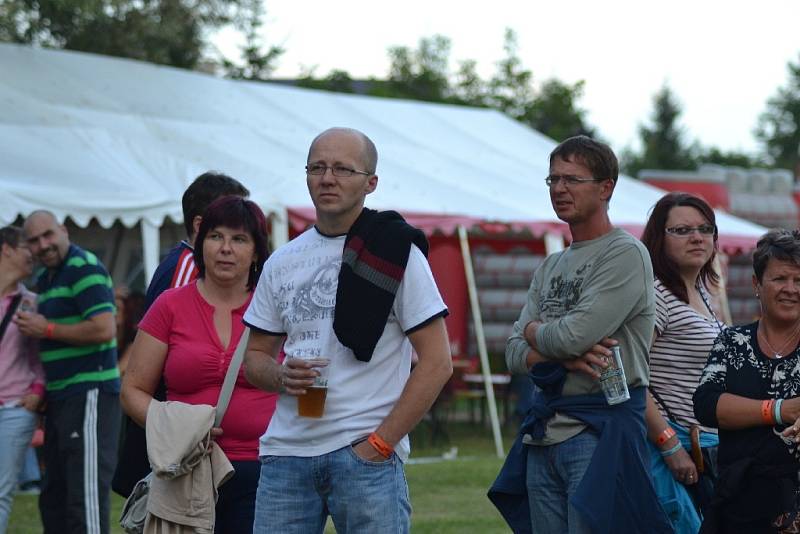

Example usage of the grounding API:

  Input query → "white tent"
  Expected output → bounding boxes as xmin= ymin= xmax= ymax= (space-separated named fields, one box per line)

xmin=1 ymin=42 xmax=766 ymax=285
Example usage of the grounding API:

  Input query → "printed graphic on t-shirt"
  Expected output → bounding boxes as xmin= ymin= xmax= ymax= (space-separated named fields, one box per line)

xmin=291 ymin=260 xmax=340 ymax=323
xmin=540 ymin=263 xmax=591 ymax=318
xmin=268 ymin=239 xmax=343 ymax=359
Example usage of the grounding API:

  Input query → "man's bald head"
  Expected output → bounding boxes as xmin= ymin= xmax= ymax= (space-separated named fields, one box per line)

xmin=23 ymin=210 xmax=71 ymax=270
xmin=24 ymin=210 xmax=59 ymax=229
xmin=307 ymin=128 xmax=378 ymax=174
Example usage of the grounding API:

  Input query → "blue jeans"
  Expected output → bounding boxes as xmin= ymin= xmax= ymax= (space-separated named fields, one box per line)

xmin=0 ymin=406 xmax=37 ymax=534
xmin=253 ymin=444 xmax=411 ymax=534
xmin=18 ymin=447 xmax=41 ymax=485
xmin=526 ymin=430 xmax=598 ymax=534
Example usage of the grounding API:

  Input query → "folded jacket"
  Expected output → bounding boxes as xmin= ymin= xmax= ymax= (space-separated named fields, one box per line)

xmin=145 ymin=400 xmax=233 ymax=533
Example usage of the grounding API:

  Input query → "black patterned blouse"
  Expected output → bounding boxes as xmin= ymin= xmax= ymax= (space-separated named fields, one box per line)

xmin=695 ymin=321 xmax=799 ymax=468
xmin=694 ymin=322 xmax=800 ymax=531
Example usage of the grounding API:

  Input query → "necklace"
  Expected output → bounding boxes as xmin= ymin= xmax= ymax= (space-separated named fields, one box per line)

xmin=758 ymin=320 xmax=800 ymax=359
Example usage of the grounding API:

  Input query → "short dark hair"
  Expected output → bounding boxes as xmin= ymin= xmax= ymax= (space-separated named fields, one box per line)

xmin=307 ymin=128 xmax=378 ymax=174
xmin=181 ymin=172 xmax=250 ymax=237
xmin=549 ymin=135 xmax=619 ymax=194
xmin=752 ymin=228 xmax=800 ymax=283
xmin=193 ymin=196 xmax=269 ymax=291
xmin=641 ymin=192 xmax=719 ymax=303
xmin=0 ymin=225 xmax=22 ymax=248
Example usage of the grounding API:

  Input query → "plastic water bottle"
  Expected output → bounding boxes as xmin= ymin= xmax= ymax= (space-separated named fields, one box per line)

xmin=599 ymin=346 xmax=630 ymax=405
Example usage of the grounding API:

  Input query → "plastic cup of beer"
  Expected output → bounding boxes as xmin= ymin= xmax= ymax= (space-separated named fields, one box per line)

xmin=18 ymin=298 xmax=36 ymax=313
xmin=297 ymin=358 xmax=329 ymax=418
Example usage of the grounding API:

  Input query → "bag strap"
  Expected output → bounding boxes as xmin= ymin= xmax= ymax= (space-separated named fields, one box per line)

xmin=0 ymin=294 xmax=23 ymax=344
xmin=649 ymin=386 xmax=678 ymax=423
xmin=697 ymin=281 xmax=724 ymax=332
xmin=214 ymin=327 xmax=250 ymax=427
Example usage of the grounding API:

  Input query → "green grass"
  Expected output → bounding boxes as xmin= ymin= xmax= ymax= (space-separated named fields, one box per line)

xmin=8 ymin=420 xmax=517 ymax=533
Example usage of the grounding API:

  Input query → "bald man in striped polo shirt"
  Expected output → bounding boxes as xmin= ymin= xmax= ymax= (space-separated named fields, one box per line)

xmin=16 ymin=210 xmax=119 ymax=534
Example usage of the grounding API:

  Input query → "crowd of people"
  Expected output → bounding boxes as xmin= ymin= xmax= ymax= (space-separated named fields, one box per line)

xmin=1 ymin=128 xmax=799 ymax=534
xmin=489 ymin=136 xmax=800 ymax=534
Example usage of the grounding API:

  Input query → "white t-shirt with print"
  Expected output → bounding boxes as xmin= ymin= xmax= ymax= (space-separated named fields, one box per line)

xmin=243 ymin=227 xmax=447 ymax=461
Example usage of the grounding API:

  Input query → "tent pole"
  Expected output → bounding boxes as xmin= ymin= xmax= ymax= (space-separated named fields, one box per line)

xmin=544 ymin=231 xmax=565 ymax=255
xmin=457 ymin=225 xmax=504 ymax=458
xmin=140 ymin=220 xmax=160 ymax=287
xmin=271 ymin=207 xmax=290 ymax=249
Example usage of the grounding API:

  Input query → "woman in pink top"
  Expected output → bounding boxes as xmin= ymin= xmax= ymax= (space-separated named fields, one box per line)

xmin=122 ymin=197 xmax=277 ymax=533
xmin=0 ymin=225 xmax=44 ymax=534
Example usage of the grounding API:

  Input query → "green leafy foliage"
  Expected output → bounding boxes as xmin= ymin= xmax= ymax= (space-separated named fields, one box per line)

xmin=623 ymin=84 xmax=769 ymax=177
xmin=755 ymin=53 xmax=800 ymax=171
xmin=303 ymin=29 xmax=596 ymax=143
xmin=524 ymin=79 xmax=596 ymax=141
xmin=0 ymin=0 xmax=243 ymax=69
xmin=0 ymin=0 xmax=283 ymax=74
xmin=696 ymin=147 xmax=763 ymax=168
xmin=621 ymin=85 xmax=698 ymax=176
xmin=296 ymin=69 xmax=356 ymax=93
xmin=378 ymin=34 xmax=454 ymax=103
xmin=221 ymin=0 xmax=282 ymax=80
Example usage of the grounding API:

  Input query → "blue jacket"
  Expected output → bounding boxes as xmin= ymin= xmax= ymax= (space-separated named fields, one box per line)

xmin=488 ymin=363 xmax=673 ymax=534
xmin=648 ymin=422 xmax=718 ymax=534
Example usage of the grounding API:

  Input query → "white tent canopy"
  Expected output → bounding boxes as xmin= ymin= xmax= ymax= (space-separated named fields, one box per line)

xmin=1 ymin=43 xmax=767 ymax=283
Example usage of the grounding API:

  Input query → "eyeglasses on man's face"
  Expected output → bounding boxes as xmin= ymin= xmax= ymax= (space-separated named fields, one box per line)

xmin=665 ymin=224 xmax=716 ymax=237
xmin=545 ymin=175 xmax=605 ymax=187
xmin=305 ymin=164 xmax=372 ymax=178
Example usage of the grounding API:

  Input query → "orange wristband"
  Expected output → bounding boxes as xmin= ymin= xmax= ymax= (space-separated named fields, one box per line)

xmin=367 ymin=432 xmax=394 ymax=459
xmin=656 ymin=426 xmax=676 ymax=446
xmin=762 ymin=399 xmax=776 ymax=425
xmin=45 ymin=323 xmax=56 ymax=339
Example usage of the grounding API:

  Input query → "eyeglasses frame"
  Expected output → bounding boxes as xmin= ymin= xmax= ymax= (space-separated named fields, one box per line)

xmin=664 ymin=224 xmax=717 ymax=238
xmin=305 ymin=164 xmax=373 ymax=178
xmin=545 ymin=175 xmax=608 ymax=188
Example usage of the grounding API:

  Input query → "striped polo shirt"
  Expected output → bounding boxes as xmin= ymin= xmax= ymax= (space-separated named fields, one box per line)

xmin=37 ymin=244 xmax=120 ymax=400
xmin=649 ymin=278 xmax=723 ymax=431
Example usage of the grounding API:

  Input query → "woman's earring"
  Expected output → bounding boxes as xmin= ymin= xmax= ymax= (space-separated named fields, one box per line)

xmin=755 ymin=292 xmax=760 ymax=298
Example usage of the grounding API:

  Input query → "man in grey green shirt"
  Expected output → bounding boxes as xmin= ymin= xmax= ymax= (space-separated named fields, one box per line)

xmin=505 ymin=136 xmax=655 ymax=533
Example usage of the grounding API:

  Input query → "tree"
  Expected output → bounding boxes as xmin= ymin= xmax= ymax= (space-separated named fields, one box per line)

xmin=297 ymin=69 xmax=356 ymax=93
xmin=374 ymin=34 xmax=453 ymax=102
xmin=695 ymin=147 xmax=762 ymax=168
xmin=222 ymin=0 xmax=283 ymax=80
xmin=755 ymin=53 xmax=800 ymax=171
xmin=294 ymin=29 xmax=597 ymax=142
xmin=524 ymin=79 xmax=596 ymax=141
xmin=622 ymin=85 xmax=697 ymax=176
xmin=0 ymin=0 xmax=244 ymax=69
xmin=486 ymin=29 xmax=594 ymax=141
xmin=453 ymin=59 xmax=487 ymax=107
xmin=487 ymin=29 xmax=535 ymax=119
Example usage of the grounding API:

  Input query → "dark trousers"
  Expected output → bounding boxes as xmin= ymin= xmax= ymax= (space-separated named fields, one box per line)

xmin=215 ymin=460 xmax=260 ymax=534
xmin=39 ymin=389 xmax=121 ymax=534
xmin=112 ymin=380 xmax=164 ymax=497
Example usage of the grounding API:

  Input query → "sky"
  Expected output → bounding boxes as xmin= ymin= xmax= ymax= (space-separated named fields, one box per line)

xmin=214 ymin=0 xmax=800 ymax=156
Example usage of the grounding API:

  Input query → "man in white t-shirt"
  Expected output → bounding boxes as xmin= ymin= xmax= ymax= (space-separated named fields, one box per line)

xmin=243 ymin=127 xmax=452 ymax=533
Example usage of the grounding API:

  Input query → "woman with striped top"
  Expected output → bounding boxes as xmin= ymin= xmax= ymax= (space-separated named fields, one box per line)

xmin=641 ymin=192 xmax=724 ymax=533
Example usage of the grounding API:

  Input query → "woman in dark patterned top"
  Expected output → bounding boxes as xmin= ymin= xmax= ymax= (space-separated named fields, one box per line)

xmin=694 ymin=229 xmax=800 ymax=533
xmin=641 ymin=193 xmax=724 ymax=533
